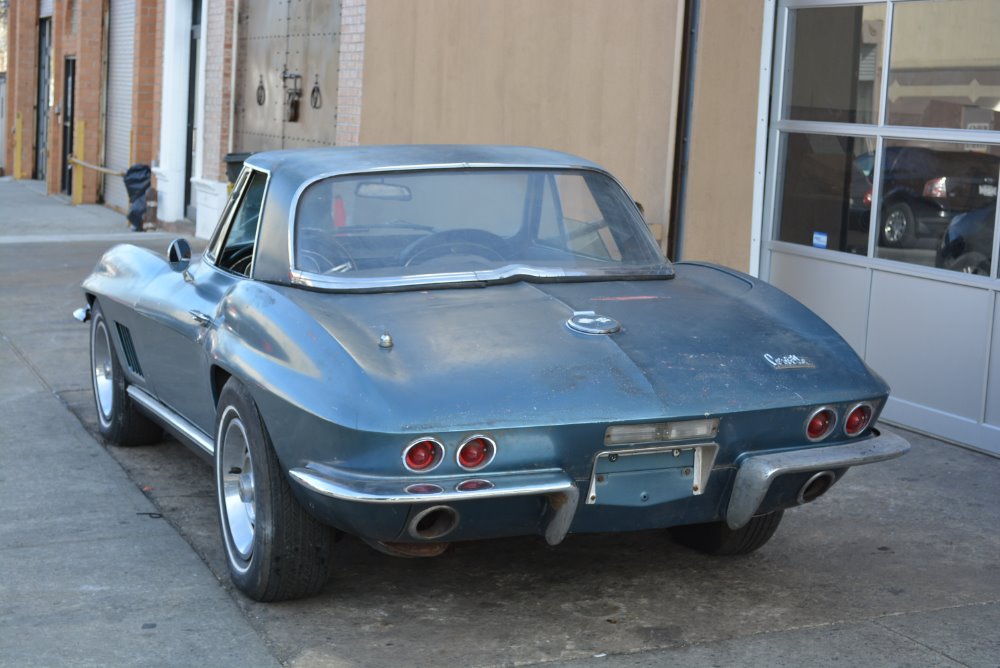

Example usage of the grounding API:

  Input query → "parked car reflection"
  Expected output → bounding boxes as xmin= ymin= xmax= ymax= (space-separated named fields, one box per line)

xmin=850 ymin=147 xmax=998 ymax=248
xmin=936 ymin=204 xmax=996 ymax=276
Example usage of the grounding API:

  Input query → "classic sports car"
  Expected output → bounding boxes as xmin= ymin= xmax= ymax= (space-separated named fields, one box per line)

xmin=77 ymin=145 xmax=909 ymax=601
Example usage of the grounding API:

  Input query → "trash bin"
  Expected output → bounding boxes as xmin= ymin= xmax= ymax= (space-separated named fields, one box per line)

xmin=123 ymin=164 xmax=152 ymax=232
xmin=224 ymin=152 xmax=253 ymax=184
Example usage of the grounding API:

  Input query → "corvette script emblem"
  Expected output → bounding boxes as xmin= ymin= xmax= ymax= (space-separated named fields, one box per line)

xmin=764 ymin=353 xmax=815 ymax=370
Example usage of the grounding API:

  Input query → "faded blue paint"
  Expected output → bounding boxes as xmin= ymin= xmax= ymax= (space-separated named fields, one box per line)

xmin=80 ymin=146 xmax=900 ymax=547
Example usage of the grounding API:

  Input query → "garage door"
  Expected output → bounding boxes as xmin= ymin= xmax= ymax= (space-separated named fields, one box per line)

xmin=104 ymin=0 xmax=135 ymax=212
xmin=760 ymin=0 xmax=1000 ymax=456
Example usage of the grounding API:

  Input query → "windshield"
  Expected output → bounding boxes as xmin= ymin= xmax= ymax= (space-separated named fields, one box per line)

xmin=292 ymin=168 xmax=671 ymax=290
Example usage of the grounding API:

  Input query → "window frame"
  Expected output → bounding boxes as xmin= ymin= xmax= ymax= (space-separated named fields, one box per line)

xmin=761 ymin=0 xmax=1000 ymax=283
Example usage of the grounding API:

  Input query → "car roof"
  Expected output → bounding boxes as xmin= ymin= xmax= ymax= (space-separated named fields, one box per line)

xmin=245 ymin=145 xmax=618 ymax=287
xmin=245 ymin=145 xmax=606 ymax=183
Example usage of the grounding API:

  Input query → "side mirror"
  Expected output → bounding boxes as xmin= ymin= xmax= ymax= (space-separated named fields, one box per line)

xmin=167 ymin=238 xmax=192 ymax=270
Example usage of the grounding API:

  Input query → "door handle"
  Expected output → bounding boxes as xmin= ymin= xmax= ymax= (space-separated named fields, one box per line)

xmin=189 ymin=310 xmax=213 ymax=327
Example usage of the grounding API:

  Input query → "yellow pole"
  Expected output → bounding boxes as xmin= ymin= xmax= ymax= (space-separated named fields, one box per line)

xmin=13 ymin=112 xmax=22 ymax=179
xmin=72 ymin=121 xmax=85 ymax=205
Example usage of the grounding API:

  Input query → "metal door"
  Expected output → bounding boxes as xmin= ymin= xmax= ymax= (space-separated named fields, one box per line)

xmin=62 ymin=59 xmax=76 ymax=194
xmin=0 ymin=74 xmax=6 ymax=175
xmin=233 ymin=0 xmax=342 ymax=152
xmin=184 ymin=0 xmax=202 ymax=219
xmin=36 ymin=18 xmax=52 ymax=180
xmin=104 ymin=0 xmax=135 ymax=211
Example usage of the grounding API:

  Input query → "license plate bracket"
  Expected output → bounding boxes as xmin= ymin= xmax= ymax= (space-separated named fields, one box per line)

xmin=585 ymin=443 xmax=719 ymax=506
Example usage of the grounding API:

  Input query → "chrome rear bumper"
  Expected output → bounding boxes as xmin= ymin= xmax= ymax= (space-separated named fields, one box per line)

xmin=289 ymin=466 xmax=579 ymax=545
xmin=726 ymin=429 xmax=910 ymax=529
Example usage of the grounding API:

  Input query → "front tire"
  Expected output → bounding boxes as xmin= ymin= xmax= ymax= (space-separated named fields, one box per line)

xmin=89 ymin=300 xmax=161 ymax=446
xmin=215 ymin=378 xmax=335 ymax=601
xmin=669 ymin=510 xmax=784 ymax=556
xmin=947 ymin=251 xmax=990 ymax=276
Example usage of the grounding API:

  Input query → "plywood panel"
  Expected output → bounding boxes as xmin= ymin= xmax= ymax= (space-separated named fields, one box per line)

xmin=360 ymin=0 xmax=683 ymax=249
xmin=681 ymin=0 xmax=765 ymax=270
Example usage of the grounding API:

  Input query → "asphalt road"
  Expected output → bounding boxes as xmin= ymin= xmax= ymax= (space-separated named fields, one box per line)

xmin=1 ymin=178 xmax=998 ymax=667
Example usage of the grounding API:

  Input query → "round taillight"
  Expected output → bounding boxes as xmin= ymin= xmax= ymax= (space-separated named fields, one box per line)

xmin=403 ymin=439 xmax=442 ymax=472
xmin=806 ymin=408 xmax=836 ymax=442
xmin=844 ymin=404 xmax=872 ymax=436
xmin=457 ymin=436 xmax=496 ymax=470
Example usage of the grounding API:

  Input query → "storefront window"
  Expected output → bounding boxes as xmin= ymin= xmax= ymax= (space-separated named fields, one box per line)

xmin=784 ymin=5 xmax=885 ymax=124
xmin=776 ymin=133 xmax=873 ymax=254
xmin=875 ymin=140 xmax=998 ymax=272
xmin=887 ymin=0 xmax=1000 ymax=131
xmin=769 ymin=0 xmax=1000 ymax=280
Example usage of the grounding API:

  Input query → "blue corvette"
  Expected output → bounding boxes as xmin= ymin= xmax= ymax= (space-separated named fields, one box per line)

xmin=77 ymin=146 xmax=909 ymax=601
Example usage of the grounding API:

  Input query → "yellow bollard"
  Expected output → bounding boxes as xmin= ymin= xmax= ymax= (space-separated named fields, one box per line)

xmin=72 ymin=122 xmax=85 ymax=205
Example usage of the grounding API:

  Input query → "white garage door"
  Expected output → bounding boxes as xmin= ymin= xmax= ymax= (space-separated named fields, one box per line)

xmin=760 ymin=0 xmax=1000 ymax=457
xmin=104 ymin=0 xmax=135 ymax=212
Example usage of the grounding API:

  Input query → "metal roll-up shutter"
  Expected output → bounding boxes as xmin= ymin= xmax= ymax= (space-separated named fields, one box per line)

xmin=104 ymin=0 xmax=135 ymax=212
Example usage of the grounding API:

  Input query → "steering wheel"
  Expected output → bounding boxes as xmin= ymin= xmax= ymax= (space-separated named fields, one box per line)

xmin=398 ymin=229 xmax=509 ymax=267
xmin=297 ymin=230 xmax=357 ymax=274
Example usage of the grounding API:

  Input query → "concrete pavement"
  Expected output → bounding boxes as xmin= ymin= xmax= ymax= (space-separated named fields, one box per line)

xmin=1 ymin=177 xmax=998 ymax=667
xmin=0 ymin=179 xmax=280 ymax=667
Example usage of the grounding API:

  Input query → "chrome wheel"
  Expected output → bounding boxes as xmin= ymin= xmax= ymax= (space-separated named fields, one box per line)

xmin=91 ymin=317 xmax=115 ymax=428
xmin=882 ymin=208 xmax=907 ymax=244
xmin=220 ymin=408 xmax=256 ymax=562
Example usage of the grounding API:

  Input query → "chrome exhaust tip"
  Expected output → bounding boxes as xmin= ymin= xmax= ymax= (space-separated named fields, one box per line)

xmin=408 ymin=505 xmax=460 ymax=540
xmin=797 ymin=470 xmax=837 ymax=505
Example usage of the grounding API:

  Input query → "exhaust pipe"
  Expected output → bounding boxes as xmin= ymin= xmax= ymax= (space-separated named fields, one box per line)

xmin=408 ymin=505 xmax=460 ymax=540
xmin=797 ymin=470 xmax=836 ymax=505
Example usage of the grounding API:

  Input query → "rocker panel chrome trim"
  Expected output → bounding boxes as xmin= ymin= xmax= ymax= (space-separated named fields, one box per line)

xmin=726 ymin=429 xmax=910 ymax=530
xmin=126 ymin=385 xmax=215 ymax=457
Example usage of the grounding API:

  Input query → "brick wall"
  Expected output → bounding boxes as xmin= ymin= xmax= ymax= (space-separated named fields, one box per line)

xmin=202 ymin=0 xmax=235 ymax=182
xmin=5 ymin=0 xmax=38 ymax=179
xmin=72 ymin=0 xmax=108 ymax=201
xmin=335 ymin=0 xmax=366 ymax=146
xmin=130 ymin=0 xmax=158 ymax=166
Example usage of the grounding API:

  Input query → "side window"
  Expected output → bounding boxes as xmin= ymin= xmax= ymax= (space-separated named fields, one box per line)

xmin=217 ymin=170 xmax=268 ymax=276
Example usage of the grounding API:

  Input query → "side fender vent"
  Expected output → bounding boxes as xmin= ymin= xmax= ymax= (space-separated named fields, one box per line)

xmin=114 ymin=323 xmax=144 ymax=377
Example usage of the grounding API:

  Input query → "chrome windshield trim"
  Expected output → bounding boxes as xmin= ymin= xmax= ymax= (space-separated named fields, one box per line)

xmin=290 ymin=263 xmax=673 ymax=292
xmin=726 ymin=429 xmax=910 ymax=530
xmin=126 ymin=386 xmax=214 ymax=457
xmin=285 ymin=163 xmax=618 ymax=276
xmin=288 ymin=466 xmax=580 ymax=545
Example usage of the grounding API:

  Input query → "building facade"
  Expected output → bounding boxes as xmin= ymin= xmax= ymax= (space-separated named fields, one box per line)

xmin=2 ymin=0 xmax=998 ymax=455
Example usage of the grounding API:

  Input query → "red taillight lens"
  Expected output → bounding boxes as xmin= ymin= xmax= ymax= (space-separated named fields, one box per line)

xmin=457 ymin=436 xmax=495 ymax=470
xmin=404 ymin=440 xmax=441 ymax=472
xmin=923 ymin=177 xmax=948 ymax=198
xmin=845 ymin=404 xmax=872 ymax=436
xmin=806 ymin=409 xmax=836 ymax=441
xmin=863 ymin=188 xmax=872 ymax=208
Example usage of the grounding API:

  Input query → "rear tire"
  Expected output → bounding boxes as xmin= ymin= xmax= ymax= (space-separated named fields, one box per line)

xmin=880 ymin=202 xmax=915 ymax=248
xmin=215 ymin=378 xmax=335 ymax=601
xmin=669 ymin=510 xmax=784 ymax=556
xmin=89 ymin=300 xmax=162 ymax=446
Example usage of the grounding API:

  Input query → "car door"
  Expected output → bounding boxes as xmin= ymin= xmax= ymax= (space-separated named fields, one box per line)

xmin=134 ymin=169 xmax=269 ymax=435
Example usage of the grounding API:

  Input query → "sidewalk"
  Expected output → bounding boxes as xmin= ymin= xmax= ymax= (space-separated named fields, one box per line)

xmin=0 ymin=179 xmax=279 ymax=667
